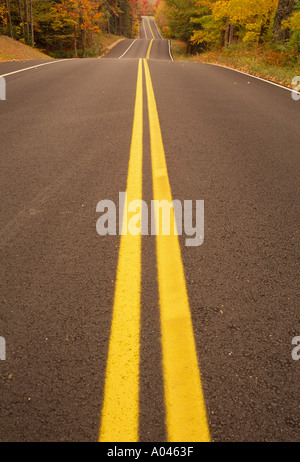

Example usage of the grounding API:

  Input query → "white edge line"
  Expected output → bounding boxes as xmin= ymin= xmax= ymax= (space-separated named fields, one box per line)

xmin=118 ymin=39 xmax=137 ymax=59
xmin=152 ymin=17 xmax=163 ymax=40
xmin=205 ymin=62 xmax=300 ymax=95
xmin=168 ymin=40 xmax=174 ymax=61
xmin=143 ymin=17 xmax=148 ymax=40
xmin=0 ymin=59 xmax=70 ymax=78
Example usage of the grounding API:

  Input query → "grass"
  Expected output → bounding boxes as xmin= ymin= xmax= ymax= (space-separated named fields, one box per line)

xmin=171 ymin=40 xmax=300 ymax=89
xmin=170 ymin=39 xmax=187 ymax=60
xmin=0 ymin=35 xmax=51 ymax=61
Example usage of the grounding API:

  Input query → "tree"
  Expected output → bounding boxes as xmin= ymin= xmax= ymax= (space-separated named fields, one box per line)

xmin=0 ymin=0 xmax=143 ymax=55
xmin=163 ymin=0 xmax=200 ymax=50
xmin=17 ymin=0 xmax=25 ymax=39
xmin=273 ymin=0 xmax=295 ymax=41
xmin=53 ymin=0 xmax=102 ymax=57
xmin=5 ymin=0 xmax=13 ymax=37
xmin=192 ymin=0 xmax=278 ymax=47
xmin=281 ymin=0 xmax=300 ymax=49
xmin=155 ymin=0 xmax=170 ymax=36
xmin=24 ymin=0 xmax=30 ymax=42
xmin=30 ymin=0 xmax=34 ymax=45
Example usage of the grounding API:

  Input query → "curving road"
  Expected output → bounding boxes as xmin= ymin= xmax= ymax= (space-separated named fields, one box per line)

xmin=0 ymin=16 xmax=299 ymax=442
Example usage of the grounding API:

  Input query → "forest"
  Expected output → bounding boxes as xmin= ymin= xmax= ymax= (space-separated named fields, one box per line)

xmin=154 ymin=0 xmax=300 ymax=53
xmin=0 ymin=0 xmax=151 ymax=57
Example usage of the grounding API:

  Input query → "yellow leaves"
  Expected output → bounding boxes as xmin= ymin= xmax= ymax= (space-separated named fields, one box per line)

xmin=212 ymin=1 xmax=230 ymax=21
xmin=212 ymin=0 xmax=278 ymax=26
xmin=189 ymin=0 xmax=282 ymax=48
xmin=191 ymin=30 xmax=207 ymax=44
xmin=194 ymin=0 xmax=279 ymax=44
xmin=155 ymin=0 xmax=169 ymax=34
xmin=243 ymin=31 xmax=260 ymax=43
xmin=282 ymin=11 xmax=300 ymax=32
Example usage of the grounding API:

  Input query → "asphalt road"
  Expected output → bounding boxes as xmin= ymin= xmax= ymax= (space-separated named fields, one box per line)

xmin=0 ymin=16 xmax=299 ymax=442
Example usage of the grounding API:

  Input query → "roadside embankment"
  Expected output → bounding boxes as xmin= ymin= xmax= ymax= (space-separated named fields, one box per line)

xmin=171 ymin=40 xmax=300 ymax=89
xmin=0 ymin=35 xmax=51 ymax=62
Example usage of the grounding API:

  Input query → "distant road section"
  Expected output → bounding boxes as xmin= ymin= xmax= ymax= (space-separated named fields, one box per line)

xmin=103 ymin=16 xmax=171 ymax=60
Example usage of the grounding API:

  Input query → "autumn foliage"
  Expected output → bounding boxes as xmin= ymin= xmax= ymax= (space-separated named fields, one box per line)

xmin=0 ymin=0 xmax=151 ymax=56
xmin=155 ymin=0 xmax=300 ymax=53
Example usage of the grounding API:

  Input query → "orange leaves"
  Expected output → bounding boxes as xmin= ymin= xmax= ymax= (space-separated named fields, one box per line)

xmin=0 ymin=1 xmax=8 ymax=27
xmin=53 ymin=0 xmax=103 ymax=32
xmin=194 ymin=0 xmax=215 ymax=9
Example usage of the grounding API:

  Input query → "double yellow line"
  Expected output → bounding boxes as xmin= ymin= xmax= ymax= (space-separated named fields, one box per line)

xmin=147 ymin=17 xmax=155 ymax=40
xmin=146 ymin=17 xmax=155 ymax=59
xmin=99 ymin=59 xmax=210 ymax=443
xmin=146 ymin=40 xmax=153 ymax=60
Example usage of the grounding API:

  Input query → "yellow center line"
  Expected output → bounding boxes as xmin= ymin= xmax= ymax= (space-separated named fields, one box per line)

xmin=147 ymin=16 xmax=155 ymax=40
xmin=143 ymin=59 xmax=210 ymax=443
xmin=146 ymin=39 xmax=153 ymax=60
xmin=99 ymin=59 xmax=143 ymax=442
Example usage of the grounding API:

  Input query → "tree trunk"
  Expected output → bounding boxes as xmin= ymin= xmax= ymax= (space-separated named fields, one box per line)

xmin=24 ymin=0 xmax=30 ymax=42
xmin=30 ymin=0 xmax=34 ymax=46
xmin=74 ymin=25 xmax=78 ymax=57
xmin=273 ymin=0 xmax=295 ymax=42
xmin=82 ymin=28 xmax=86 ymax=58
xmin=18 ymin=0 xmax=25 ymax=39
xmin=224 ymin=18 xmax=230 ymax=47
xmin=229 ymin=22 xmax=234 ymax=46
xmin=5 ymin=0 xmax=13 ymax=38
xmin=219 ymin=20 xmax=226 ymax=48
xmin=118 ymin=14 xmax=122 ymax=35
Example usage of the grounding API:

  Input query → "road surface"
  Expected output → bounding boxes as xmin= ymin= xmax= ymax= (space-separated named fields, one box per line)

xmin=0 ymin=16 xmax=299 ymax=442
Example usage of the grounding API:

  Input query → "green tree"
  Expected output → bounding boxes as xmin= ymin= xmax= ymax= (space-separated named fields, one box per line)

xmin=273 ymin=0 xmax=295 ymax=41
